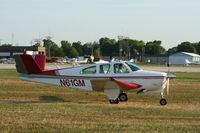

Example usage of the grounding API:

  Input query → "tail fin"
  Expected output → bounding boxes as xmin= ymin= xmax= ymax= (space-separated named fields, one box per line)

xmin=14 ymin=54 xmax=46 ymax=74
xmin=34 ymin=54 xmax=46 ymax=71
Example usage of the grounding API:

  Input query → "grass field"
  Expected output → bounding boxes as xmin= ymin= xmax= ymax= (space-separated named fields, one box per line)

xmin=0 ymin=69 xmax=200 ymax=133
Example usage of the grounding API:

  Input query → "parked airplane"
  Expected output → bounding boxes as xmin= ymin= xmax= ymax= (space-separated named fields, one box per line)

xmin=14 ymin=54 xmax=175 ymax=105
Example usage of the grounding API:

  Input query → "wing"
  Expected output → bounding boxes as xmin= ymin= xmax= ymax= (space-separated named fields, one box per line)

xmin=90 ymin=78 xmax=141 ymax=99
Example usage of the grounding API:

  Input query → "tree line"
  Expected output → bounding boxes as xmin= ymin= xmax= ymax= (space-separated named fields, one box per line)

xmin=42 ymin=37 xmax=200 ymax=58
xmin=1 ymin=37 xmax=200 ymax=58
xmin=42 ymin=38 xmax=166 ymax=58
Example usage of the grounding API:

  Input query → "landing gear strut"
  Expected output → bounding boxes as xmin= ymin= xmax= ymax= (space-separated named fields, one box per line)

xmin=118 ymin=93 xmax=128 ymax=102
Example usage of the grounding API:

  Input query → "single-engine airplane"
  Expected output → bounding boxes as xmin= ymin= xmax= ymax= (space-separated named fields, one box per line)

xmin=14 ymin=54 xmax=176 ymax=105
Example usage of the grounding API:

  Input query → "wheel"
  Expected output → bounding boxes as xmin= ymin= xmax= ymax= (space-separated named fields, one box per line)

xmin=118 ymin=93 xmax=128 ymax=102
xmin=160 ymin=98 xmax=167 ymax=106
xmin=109 ymin=99 xmax=119 ymax=104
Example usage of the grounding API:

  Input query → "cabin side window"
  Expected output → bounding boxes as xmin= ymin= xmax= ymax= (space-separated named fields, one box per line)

xmin=80 ymin=66 xmax=96 ymax=74
xmin=99 ymin=64 xmax=110 ymax=74
xmin=114 ymin=63 xmax=130 ymax=73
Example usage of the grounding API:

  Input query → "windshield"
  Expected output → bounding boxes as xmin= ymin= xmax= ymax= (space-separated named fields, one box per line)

xmin=125 ymin=62 xmax=141 ymax=71
xmin=80 ymin=66 xmax=96 ymax=74
xmin=114 ymin=63 xmax=130 ymax=73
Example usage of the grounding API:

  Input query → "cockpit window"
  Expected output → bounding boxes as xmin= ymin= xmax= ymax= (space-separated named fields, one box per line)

xmin=99 ymin=64 xmax=110 ymax=74
xmin=125 ymin=62 xmax=141 ymax=71
xmin=114 ymin=63 xmax=130 ymax=73
xmin=80 ymin=66 xmax=96 ymax=74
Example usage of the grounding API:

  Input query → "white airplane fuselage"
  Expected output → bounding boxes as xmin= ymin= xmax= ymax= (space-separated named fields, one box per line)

xmin=15 ymin=54 xmax=175 ymax=105
xmin=19 ymin=62 xmax=168 ymax=94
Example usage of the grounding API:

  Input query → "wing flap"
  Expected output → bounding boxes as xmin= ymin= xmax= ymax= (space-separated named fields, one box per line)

xmin=90 ymin=79 xmax=118 ymax=91
xmin=91 ymin=78 xmax=141 ymax=92
xmin=111 ymin=78 xmax=141 ymax=91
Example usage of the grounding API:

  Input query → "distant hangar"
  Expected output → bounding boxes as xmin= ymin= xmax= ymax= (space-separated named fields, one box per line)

xmin=0 ymin=46 xmax=46 ymax=58
xmin=169 ymin=52 xmax=200 ymax=65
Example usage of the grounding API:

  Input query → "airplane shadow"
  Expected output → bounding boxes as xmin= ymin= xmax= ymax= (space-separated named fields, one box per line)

xmin=39 ymin=96 xmax=88 ymax=104
xmin=39 ymin=96 xmax=65 ymax=102
xmin=1 ymin=96 xmax=88 ymax=104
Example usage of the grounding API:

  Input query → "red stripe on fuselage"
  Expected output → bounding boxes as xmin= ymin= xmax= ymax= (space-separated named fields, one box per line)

xmin=35 ymin=73 xmax=165 ymax=79
xmin=37 ymin=69 xmax=165 ymax=79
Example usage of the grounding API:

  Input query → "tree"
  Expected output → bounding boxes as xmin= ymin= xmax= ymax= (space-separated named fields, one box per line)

xmin=83 ymin=42 xmax=93 ymax=56
xmin=1 ymin=44 xmax=12 ymax=47
xmin=115 ymin=39 xmax=145 ymax=59
xmin=43 ymin=39 xmax=56 ymax=57
xmin=131 ymin=49 xmax=139 ymax=55
xmin=128 ymin=39 xmax=145 ymax=56
xmin=193 ymin=42 xmax=200 ymax=54
xmin=167 ymin=47 xmax=177 ymax=55
xmin=93 ymin=42 xmax=100 ymax=57
xmin=72 ymin=41 xmax=83 ymax=56
xmin=145 ymin=40 xmax=165 ymax=55
xmin=61 ymin=40 xmax=72 ymax=57
xmin=99 ymin=37 xmax=116 ymax=56
xmin=50 ymin=44 xmax=65 ymax=57
xmin=69 ymin=47 xmax=78 ymax=58
xmin=33 ymin=43 xmax=41 ymax=47
xmin=176 ymin=42 xmax=197 ymax=53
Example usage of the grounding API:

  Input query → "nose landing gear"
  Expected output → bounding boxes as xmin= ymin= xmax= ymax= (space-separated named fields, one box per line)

xmin=160 ymin=92 xmax=167 ymax=106
xmin=160 ymin=98 xmax=167 ymax=105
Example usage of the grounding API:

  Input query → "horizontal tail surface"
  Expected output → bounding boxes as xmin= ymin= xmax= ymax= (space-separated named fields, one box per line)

xmin=14 ymin=54 xmax=46 ymax=74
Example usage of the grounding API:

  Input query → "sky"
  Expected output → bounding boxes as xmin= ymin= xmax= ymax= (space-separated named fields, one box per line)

xmin=0 ymin=0 xmax=200 ymax=49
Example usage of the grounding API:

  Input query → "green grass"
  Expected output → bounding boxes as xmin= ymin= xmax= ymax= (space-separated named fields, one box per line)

xmin=0 ymin=69 xmax=200 ymax=133
xmin=172 ymin=72 xmax=200 ymax=82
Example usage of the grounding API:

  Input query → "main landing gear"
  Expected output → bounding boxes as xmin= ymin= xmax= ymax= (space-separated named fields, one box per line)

xmin=109 ymin=92 xmax=128 ymax=104
xmin=118 ymin=93 xmax=128 ymax=102
xmin=109 ymin=99 xmax=119 ymax=104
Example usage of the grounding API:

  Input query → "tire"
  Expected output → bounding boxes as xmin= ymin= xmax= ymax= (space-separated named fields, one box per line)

xmin=109 ymin=99 xmax=119 ymax=104
xmin=118 ymin=93 xmax=128 ymax=102
xmin=160 ymin=98 xmax=167 ymax=106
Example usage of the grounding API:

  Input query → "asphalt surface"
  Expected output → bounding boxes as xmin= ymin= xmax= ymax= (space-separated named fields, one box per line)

xmin=1 ymin=63 xmax=200 ymax=72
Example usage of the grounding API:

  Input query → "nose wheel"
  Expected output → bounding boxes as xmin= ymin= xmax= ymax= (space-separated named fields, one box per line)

xmin=160 ymin=98 xmax=167 ymax=105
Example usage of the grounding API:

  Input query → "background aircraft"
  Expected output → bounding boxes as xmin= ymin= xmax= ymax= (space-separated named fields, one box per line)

xmin=15 ymin=54 xmax=175 ymax=105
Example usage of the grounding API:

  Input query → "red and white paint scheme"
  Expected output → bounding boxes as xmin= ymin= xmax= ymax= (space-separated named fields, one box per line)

xmin=14 ymin=54 xmax=175 ymax=105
